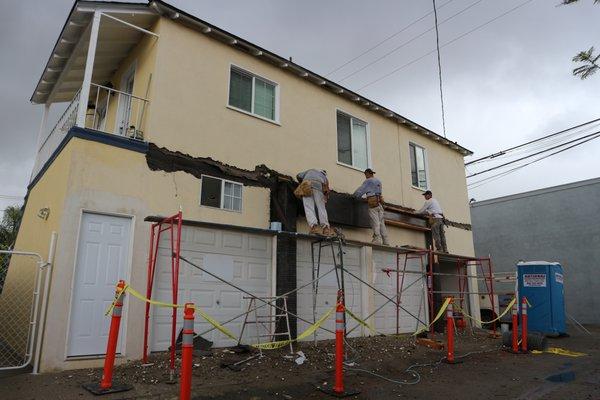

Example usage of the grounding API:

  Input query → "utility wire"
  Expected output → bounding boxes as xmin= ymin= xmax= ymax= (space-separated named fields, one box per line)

xmin=432 ymin=0 xmax=447 ymax=138
xmin=338 ymin=0 xmax=485 ymax=83
xmin=468 ymin=132 xmax=600 ymax=189
xmin=0 ymin=195 xmax=24 ymax=200
xmin=358 ymin=0 xmax=535 ymax=91
xmin=325 ymin=0 xmax=456 ymax=77
xmin=465 ymin=116 xmax=600 ymax=166
xmin=466 ymin=129 xmax=600 ymax=178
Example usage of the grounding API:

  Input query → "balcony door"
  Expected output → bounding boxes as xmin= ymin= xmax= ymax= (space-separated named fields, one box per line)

xmin=116 ymin=64 xmax=135 ymax=136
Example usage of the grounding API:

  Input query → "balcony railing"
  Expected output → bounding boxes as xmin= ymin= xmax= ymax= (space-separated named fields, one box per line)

xmin=88 ymin=83 xmax=149 ymax=140
xmin=30 ymin=84 xmax=150 ymax=181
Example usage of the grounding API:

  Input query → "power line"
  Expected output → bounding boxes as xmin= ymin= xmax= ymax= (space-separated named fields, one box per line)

xmin=0 ymin=195 xmax=24 ymax=200
xmin=432 ymin=0 xmax=447 ymax=138
xmin=338 ymin=0 xmax=485 ymax=83
xmin=358 ymin=0 xmax=535 ymax=91
xmin=466 ymin=129 xmax=600 ymax=178
xmin=465 ymin=116 xmax=600 ymax=166
xmin=324 ymin=0 xmax=456 ymax=77
xmin=467 ymin=131 xmax=600 ymax=189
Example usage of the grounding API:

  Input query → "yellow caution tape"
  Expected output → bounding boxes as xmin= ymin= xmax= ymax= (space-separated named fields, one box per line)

xmin=104 ymin=281 xmax=337 ymax=351
xmin=454 ymin=297 xmax=516 ymax=325
xmin=105 ymin=284 xmax=182 ymax=316
xmin=253 ymin=306 xmax=336 ymax=350
xmin=345 ymin=308 xmax=377 ymax=334
xmin=531 ymin=347 xmax=587 ymax=357
xmin=413 ymin=297 xmax=452 ymax=336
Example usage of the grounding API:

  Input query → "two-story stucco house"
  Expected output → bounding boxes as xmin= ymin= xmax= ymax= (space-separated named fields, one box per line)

xmin=4 ymin=1 xmax=478 ymax=372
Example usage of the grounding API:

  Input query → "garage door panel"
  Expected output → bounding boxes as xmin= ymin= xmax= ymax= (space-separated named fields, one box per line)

xmin=372 ymin=250 xmax=426 ymax=334
xmin=151 ymin=228 xmax=272 ymax=351
xmin=297 ymin=240 xmax=363 ymax=341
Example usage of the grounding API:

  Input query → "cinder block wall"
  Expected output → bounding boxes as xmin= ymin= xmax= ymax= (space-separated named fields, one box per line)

xmin=470 ymin=178 xmax=600 ymax=325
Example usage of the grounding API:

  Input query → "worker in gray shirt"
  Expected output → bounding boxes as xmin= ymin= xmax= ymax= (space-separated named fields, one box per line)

xmin=354 ymin=168 xmax=389 ymax=245
xmin=417 ymin=190 xmax=448 ymax=253
xmin=296 ymin=169 xmax=334 ymax=236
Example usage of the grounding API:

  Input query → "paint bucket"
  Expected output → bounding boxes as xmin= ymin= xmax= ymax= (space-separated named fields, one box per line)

xmin=270 ymin=222 xmax=282 ymax=231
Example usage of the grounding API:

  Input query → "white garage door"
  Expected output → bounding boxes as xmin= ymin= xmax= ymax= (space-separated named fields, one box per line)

xmin=296 ymin=239 xmax=364 ymax=341
xmin=372 ymin=250 xmax=427 ymax=334
xmin=150 ymin=226 xmax=273 ymax=350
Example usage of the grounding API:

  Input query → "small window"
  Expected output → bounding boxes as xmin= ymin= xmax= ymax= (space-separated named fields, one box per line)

xmin=337 ymin=111 xmax=369 ymax=170
xmin=409 ymin=143 xmax=428 ymax=190
xmin=200 ymin=176 xmax=243 ymax=212
xmin=228 ymin=66 xmax=278 ymax=122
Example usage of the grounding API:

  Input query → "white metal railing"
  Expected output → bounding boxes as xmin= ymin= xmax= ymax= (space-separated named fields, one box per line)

xmin=89 ymin=82 xmax=150 ymax=140
xmin=30 ymin=90 xmax=81 ymax=180
xmin=30 ymin=83 xmax=150 ymax=182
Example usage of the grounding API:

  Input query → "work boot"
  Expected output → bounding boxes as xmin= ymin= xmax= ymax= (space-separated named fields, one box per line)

xmin=309 ymin=225 xmax=322 ymax=235
xmin=322 ymin=226 xmax=335 ymax=237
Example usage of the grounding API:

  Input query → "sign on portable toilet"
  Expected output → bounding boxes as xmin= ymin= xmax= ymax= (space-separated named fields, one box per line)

xmin=517 ymin=261 xmax=566 ymax=336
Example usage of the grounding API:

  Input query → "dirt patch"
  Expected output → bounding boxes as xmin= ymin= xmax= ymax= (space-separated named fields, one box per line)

xmin=1 ymin=327 xmax=598 ymax=400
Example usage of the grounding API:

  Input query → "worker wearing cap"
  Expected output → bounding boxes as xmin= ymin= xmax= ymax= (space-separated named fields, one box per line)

xmin=296 ymin=169 xmax=334 ymax=236
xmin=354 ymin=168 xmax=389 ymax=245
xmin=417 ymin=190 xmax=448 ymax=253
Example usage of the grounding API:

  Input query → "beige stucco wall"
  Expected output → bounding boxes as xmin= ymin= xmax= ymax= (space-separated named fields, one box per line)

xmin=145 ymin=18 xmax=472 ymax=255
xmin=34 ymin=137 xmax=270 ymax=371
xmin=0 ymin=144 xmax=73 ymax=359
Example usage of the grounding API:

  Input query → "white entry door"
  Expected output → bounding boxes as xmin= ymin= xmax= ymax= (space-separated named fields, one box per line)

xmin=67 ymin=212 xmax=132 ymax=357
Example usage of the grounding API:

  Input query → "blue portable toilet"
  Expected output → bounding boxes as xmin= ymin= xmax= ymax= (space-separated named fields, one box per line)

xmin=517 ymin=261 xmax=566 ymax=336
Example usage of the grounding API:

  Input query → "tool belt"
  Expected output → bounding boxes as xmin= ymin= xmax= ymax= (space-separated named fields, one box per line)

xmin=294 ymin=180 xmax=313 ymax=198
xmin=367 ymin=195 xmax=383 ymax=208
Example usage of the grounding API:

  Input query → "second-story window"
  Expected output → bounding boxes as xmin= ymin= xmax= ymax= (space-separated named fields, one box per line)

xmin=200 ymin=176 xmax=243 ymax=212
xmin=228 ymin=66 xmax=278 ymax=122
xmin=336 ymin=111 xmax=369 ymax=170
xmin=409 ymin=143 xmax=428 ymax=190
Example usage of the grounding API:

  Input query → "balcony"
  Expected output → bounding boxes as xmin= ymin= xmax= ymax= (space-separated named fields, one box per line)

xmin=31 ymin=84 xmax=150 ymax=179
xmin=29 ymin=3 xmax=158 ymax=182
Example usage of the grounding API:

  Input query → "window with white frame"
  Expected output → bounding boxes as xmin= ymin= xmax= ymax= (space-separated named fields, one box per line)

xmin=336 ymin=111 xmax=369 ymax=170
xmin=409 ymin=143 xmax=428 ymax=190
xmin=228 ymin=66 xmax=278 ymax=122
xmin=200 ymin=176 xmax=243 ymax=212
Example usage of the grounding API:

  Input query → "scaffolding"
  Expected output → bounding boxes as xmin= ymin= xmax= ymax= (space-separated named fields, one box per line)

xmin=142 ymin=211 xmax=182 ymax=380
xmin=139 ymin=212 xmax=508 ymax=377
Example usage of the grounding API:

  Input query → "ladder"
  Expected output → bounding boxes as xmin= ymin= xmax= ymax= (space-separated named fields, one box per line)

xmin=311 ymin=235 xmax=346 ymax=343
xmin=238 ymin=296 xmax=294 ymax=355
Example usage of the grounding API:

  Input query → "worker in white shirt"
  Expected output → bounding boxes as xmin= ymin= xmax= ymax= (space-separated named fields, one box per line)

xmin=353 ymin=168 xmax=389 ymax=245
xmin=296 ymin=169 xmax=334 ymax=236
xmin=417 ymin=190 xmax=448 ymax=253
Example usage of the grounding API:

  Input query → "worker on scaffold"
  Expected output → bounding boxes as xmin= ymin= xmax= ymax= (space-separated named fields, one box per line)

xmin=417 ymin=190 xmax=448 ymax=253
xmin=353 ymin=168 xmax=389 ymax=245
xmin=296 ymin=169 xmax=335 ymax=237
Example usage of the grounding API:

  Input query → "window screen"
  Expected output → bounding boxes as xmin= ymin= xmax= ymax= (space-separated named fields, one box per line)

xmin=337 ymin=113 xmax=352 ymax=165
xmin=254 ymin=78 xmax=275 ymax=120
xmin=229 ymin=69 xmax=253 ymax=112
xmin=409 ymin=144 xmax=428 ymax=190
xmin=337 ymin=111 xmax=368 ymax=169
xmin=200 ymin=176 xmax=222 ymax=208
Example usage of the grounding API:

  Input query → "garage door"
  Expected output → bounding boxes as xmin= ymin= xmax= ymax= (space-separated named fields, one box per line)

xmin=372 ymin=250 xmax=427 ymax=334
xmin=296 ymin=239 xmax=364 ymax=341
xmin=150 ymin=226 xmax=273 ymax=350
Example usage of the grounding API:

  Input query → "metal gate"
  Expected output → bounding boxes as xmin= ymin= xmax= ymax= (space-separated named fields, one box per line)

xmin=0 ymin=250 xmax=47 ymax=370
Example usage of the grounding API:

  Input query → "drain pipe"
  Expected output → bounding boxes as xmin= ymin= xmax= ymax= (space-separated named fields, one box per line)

xmin=32 ymin=231 xmax=57 ymax=374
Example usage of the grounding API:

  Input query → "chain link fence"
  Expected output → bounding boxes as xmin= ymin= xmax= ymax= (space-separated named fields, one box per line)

xmin=0 ymin=251 xmax=45 ymax=370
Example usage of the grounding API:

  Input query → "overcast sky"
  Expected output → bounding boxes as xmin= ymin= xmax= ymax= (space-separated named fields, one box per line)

xmin=0 ymin=0 xmax=599 ymax=214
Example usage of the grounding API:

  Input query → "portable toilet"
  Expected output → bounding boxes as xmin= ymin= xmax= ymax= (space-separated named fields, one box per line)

xmin=517 ymin=261 xmax=566 ymax=336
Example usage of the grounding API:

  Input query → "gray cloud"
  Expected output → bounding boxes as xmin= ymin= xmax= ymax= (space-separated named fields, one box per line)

xmin=0 ymin=0 xmax=598 ymax=211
